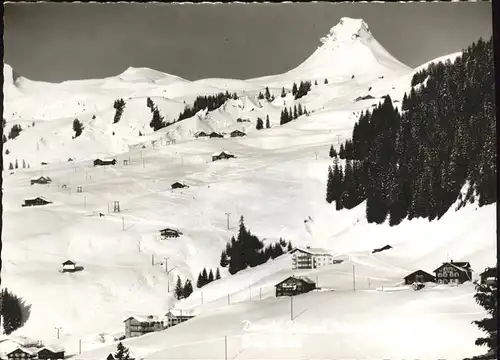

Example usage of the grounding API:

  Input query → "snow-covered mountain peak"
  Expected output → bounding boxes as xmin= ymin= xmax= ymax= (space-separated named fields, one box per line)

xmin=320 ymin=17 xmax=372 ymax=46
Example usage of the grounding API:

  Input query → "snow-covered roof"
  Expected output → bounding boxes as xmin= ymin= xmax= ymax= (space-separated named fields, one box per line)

xmin=166 ymin=308 xmax=197 ymax=317
xmin=38 ymin=344 xmax=65 ymax=353
xmin=5 ymin=347 xmax=37 ymax=356
xmin=62 ymin=260 xmax=76 ymax=265
xmin=123 ymin=315 xmax=163 ymax=323
xmin=212 ymin=151 xmax=234 ymax=156
xmin=290 ymin=247 xmax=332 ymax=256
xmin=433 ymin=262 xmax=469 ymax=273
xmin=30 ymin=176 xmax=51 ymax=181
xmin=25 ymin=196 xmax=50 ymax=202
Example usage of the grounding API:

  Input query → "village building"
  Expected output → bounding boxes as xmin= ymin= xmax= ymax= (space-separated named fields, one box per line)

xmin=22 ymin=197 xmax=51 ymax=207
xmin=30 ymin=176 xmax=51 ymax=186
xmin=194 ymin=131 xmax=208 ymax=138
xmin=61 ymin=260 xmax=76 ymax=273
xmin=230 ymin=130 xmax=246 ymax=138
xmin=403 ymin=270 xmax=436 ymax=285
xmin=433 ymin=261 xmax=472 ymax=285
xmin=209 ymin=132 xmax=224 ymax=138
xmin=212 ymin=151 xmax=236 ymax=162
xmin=93 ymin=159 xmax=117 ymax=167
xmin=275 ymin=276 xmax=316 ymax=297
xmin=159 ymin=228 xmax=183 ymax=239
xmin=171 ymin=182 xmax=189 ymax=190
xmin=164 ymin=309 xmax=196 ymax=328
xmin=480 ymin=267 xmax=496 ymax=285
xmin=5 ymin=347 xmax=36 ymax=360
xmin=289 ymin=247 xmax=336 ymax=270
xmin=123 ymin=315 xmax=164 ymax=338
xmin=37 ymin=345 xmax=65 ymax=360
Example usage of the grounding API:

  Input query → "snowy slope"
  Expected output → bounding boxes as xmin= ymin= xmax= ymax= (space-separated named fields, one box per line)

xmin=2 ymin=16 xmax=494 ymax=360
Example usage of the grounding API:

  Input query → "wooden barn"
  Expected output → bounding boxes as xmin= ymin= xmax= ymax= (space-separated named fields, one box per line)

xmin=22 ymin=197 xmax=51 ymax=207
xmin=209 ymin=132 xmax=224 ymax=138
xmin=194 ymin=131 xmax=208 ymax=138
xmin=30 ymin=176 xmax=52 ymax=186
xmin=159 ymin=228 xmax=183 ymax=239
xmin=61 ymin=260 xmax=76 ymax=273
xmin=171 ymin=182 xmax=189 ymax=190
xmin=93 ymin=159 xmax=117 ymax=167
xmin=434 ymin=261 xmax=472 ymax=285
xmin=404 ymin=270 xmax=436 ymax=285
xmin=212 ymin=151 xmax=236 ymax=162
xmin=230 ymin=130 xmax=246 ymax=138
xmin=275 ymin=276 xmax=316 ymax=297
xmin=5 ymin=348 xmax=36 ymax=360
xmin=37 ymin=345 xmax=65 ymax=360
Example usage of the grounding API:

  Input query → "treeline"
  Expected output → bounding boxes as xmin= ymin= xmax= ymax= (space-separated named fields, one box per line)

xmin=177 ymin=91 xmax=238 ymax=122
xmin=7 ymin=124 xmax=22 ymax=140
xmin=196 ymin=267 xmax=221 ymax=288
xmin=325 ymin=36 xmax=495 ymax=225
xmin=280 ymin=103 xmax=308 ymax=125
xmin=258 ymin=87 xmax=275 ymax=102
xmin=219 ymin=216 xmax=292 ymax=275
xmin=292 ymin=81 xmax=312 ymax=100
xmin=174 ymin=276 xmax=193 ymax=300
xmin=256 ymin=115 xmax=271 ymax=130
xmin=8 ymin=159 xmax=30 ymax=170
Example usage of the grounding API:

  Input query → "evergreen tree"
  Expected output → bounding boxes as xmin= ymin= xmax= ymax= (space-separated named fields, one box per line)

xmin=2 ymin=134 xmax=7 ymax=143
xmin=281 ymin=87 xmax=286 ymax=98
xmin=265 ymin=87 xmax=272 ymax=101
xmin=220 ymin=251 xmax=229 ymax=267
xmin=8 ymin=124 xmax=22 ymax=140
xmin=202 ymin=268 xmax=208 ymax=284
xmin=258 ymin=92 xmax=264 ymax=100
xmin=114 ymin=342 xmax=134 ymax=360
xmin=150 ymin=107 xmax=165 ymax=131
xmin=215 ymin=267 xmax=221 ymax=280
xmin=266 ymin=115 xmax=270 ymax=128
xmin=469 ymin=268 xmax=498 ymax=359
xmin=73 ymin=119 xmax=84 ymax=138
xmin=287 ymin=241 xmax=293 ymax=251
xmin=182 ymin=279 xmax=193 ymax=298
xmin=293 ymin=105 xmax=298 ymax=119
xmin=324 ymin=78 xmax=329 ymax=84
xmin=314 ymin=80 xmax=318 ymax=86
xmin=256 ymin=118 xmax=264 ymax=130
xmin=147 ymin=97 xmax=154 ymax=110
xmin=22 ymin=159 xmax=26 ymax=169
xmin=329 ymin=145 xmax=337 ymax=158
xmin=9 ymin=162 xmax=13 ymax=170
xmin=326 ymin=165 xmax=335 ymax=204
xmin=0 ymin=289 xmax=27 ymax=335
xmin=15 ymin=159 xmax=18 ymax=169
xmin=292 ymin=83 xmax=298 ymax=97
xmin=175 ymin=276 xmax=184 ymax=299
xmin=113 ymin=99 xmax=126 ymax=124
xmin=208 ymin=269 xmax=214 ymax=283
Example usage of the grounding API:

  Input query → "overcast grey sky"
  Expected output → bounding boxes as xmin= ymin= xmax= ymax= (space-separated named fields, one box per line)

xmin=4 ymin=2 xmax=493 ymax=82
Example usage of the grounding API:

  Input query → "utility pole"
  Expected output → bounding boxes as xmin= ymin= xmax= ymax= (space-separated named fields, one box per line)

xmin=84 ymin=196 xmax=87 ymax=209
xmin=152 ymin=254 xmax=155 ymax=266
xmin=227 ymin=294 xmax=230 ymax=305
xmin=122 ymin=216 xmax=125 ymax=231
xmin=224 ymin=335 xmax=228 ymax=360
xmin=225 ymin=212 xmax=231 ymax=230
xmin=79 ymin=339 xmax=82 ymax=354
xmin=259 ymin=288 xmax=262 ymax=300
xmin=290 ymin=296 xmax=294 ymax=321
xmin=164 ymin=257 xmax=169 ymax=291
xmin=107 ymin=203 xmax=110 ymax=214
xmin=353 ymin=265 xmax=356 ymax=291
xmin=54 ymin=327 xmax=61 ymax=340
xmin=249 ymin=286 xmax=251 ymax=301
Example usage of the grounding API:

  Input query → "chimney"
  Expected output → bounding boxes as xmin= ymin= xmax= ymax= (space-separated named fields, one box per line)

xmin=306 ymin=246 xmax=311 ymax=249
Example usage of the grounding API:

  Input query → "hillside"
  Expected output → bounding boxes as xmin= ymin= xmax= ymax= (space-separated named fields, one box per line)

xmin=1 ymin=17 xmax=495 ymax=360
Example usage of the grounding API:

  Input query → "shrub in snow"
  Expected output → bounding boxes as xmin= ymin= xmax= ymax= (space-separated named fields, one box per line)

xmin=73 ymin=119 xmax=84 ymax=138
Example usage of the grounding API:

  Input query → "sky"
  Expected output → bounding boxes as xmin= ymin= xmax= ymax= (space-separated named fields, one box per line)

xmin=3 ymin=2 xmax=493 ymax=83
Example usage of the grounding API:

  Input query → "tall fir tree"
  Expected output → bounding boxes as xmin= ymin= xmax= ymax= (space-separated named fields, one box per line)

xmin=175 ymin=276 xmax=184 ymax=299
xmin=266 ymin=115 xmax=271 ymax=128
xmin=215 ymin=267 xmax=221 ymax=280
